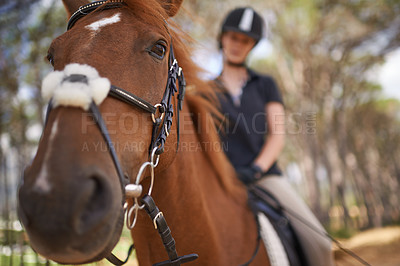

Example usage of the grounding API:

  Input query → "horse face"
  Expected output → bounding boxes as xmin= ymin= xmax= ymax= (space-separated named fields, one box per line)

xmin=18 ymin=0 xmax=182 ymax=264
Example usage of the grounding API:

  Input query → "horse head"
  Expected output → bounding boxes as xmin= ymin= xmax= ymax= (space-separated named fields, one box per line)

xmin=18 ymin=0 xmax=184 ymax=263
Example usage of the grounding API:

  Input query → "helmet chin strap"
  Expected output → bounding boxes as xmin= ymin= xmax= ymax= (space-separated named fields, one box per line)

xmin=226 ymin=60 xmax=246 ymax=68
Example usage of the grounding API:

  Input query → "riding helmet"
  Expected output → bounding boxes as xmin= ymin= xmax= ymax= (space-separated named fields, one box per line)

xmin=219 ymin=7 xmax=264 ymax=47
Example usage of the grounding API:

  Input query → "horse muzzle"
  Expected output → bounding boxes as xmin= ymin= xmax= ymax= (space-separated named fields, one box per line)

xmin=18 ymin=164 xmax=124 ymax=264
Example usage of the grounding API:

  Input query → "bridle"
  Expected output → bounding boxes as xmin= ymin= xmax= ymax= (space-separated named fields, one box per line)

xmin=65 ymin=0 xmax=184 ymax=205
xmin=53 ymin=1 xmax=197 ymax=265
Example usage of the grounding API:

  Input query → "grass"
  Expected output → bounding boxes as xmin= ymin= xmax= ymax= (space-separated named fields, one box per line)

xmin=1 ymin=227 xmax=137 ymax=266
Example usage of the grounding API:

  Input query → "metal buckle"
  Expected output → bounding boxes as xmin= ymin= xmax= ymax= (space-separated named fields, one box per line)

xmin=153 ymin=212 xmax=164 ymax=229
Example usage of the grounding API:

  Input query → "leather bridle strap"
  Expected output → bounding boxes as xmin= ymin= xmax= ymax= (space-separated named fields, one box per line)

xmin=106 ymin=244 xmax=135 ymax=265
xmin=141 ymin=195 xmax=199 ymax=266
xmin=89 ymin=102 xmax=127 ymax=201
xmin=150 ymin=46 xmax=183 ymax=155
xmin=67 ymin=0 xmax=125 ymax=30
xmin=109 ymin=85 xmax=156 ymax=114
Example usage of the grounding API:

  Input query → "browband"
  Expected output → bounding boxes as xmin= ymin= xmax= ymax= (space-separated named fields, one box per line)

xmin=67 ymin=0 xmax=125 ymax=30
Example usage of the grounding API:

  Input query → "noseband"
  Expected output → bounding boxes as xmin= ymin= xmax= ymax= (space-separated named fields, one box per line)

xmin=48 ymin=1 xmax=196 ymax=265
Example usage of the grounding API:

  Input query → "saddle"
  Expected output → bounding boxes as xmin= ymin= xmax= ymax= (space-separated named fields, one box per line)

xmin=247 ymin=185 xmax=309 ymax=266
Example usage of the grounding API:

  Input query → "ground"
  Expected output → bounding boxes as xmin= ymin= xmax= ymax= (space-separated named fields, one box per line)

xmin=334 ymin=226 xmax=400 ymax=266
xmin=3 ymin=226 xmax=400 ymax=265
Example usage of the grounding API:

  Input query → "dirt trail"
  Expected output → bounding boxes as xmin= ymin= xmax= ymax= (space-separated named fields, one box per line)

xmin=334 ymin=226 xmax=400 ymax=266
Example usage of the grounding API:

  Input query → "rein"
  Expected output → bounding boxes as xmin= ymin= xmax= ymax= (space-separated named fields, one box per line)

xmin=58 ymin=1 xmax=197 ymax=265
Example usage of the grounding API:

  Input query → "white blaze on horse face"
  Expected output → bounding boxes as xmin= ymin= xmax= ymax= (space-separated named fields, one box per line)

xmin=33 ymin=118 xmax=60 ymax=193
xmin=85 ymin=13 xmax=121 ymax=33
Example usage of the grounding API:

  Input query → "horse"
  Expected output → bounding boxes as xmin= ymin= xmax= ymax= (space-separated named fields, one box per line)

xmin=17 ymin=0 xmax=270 ymax=265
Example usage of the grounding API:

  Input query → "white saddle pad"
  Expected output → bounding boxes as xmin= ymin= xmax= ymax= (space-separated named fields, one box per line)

xmin=258 ymin=212 xmax=290 ymax=266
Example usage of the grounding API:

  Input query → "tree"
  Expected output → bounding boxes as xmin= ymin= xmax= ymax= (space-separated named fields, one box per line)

xmin=260 ymin=0 xmax=400 ymax=229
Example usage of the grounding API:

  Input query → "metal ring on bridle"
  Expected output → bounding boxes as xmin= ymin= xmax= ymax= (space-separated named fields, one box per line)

xmin=125 ymin=147 xmax=160 ymax=229
xmin=135 ymin=162 xmax=154 ymax=199
xmin=150 ymin=146 xmax=160 ymax=167
xmin=152 ymin=103 xmax=165 ymax=123
xmin=125 ymin=202 xmax=139 ymax=229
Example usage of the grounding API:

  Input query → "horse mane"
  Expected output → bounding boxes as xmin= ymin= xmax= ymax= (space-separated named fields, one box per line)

xmin=121 ymin=0 xmax=244 ymax=198
xmin=174 ymin=37 xmax=245 ymax=199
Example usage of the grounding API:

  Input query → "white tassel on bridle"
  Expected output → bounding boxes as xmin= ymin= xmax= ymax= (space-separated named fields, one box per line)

xmin=42 ymin=63 xmax=111 ymax=110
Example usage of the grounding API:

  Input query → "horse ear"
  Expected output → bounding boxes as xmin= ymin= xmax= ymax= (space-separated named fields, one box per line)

xmin=159 ymin=0 xmax=183 ymax=17
xmin=62 ymin=0 xmax=90 ymax=17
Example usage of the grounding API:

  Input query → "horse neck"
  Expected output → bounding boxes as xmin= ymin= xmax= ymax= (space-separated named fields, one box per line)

xmin=154 ymin=107 xmax=247 ymax=211
xmin=132 ymin=111 xmax=262 ymax=265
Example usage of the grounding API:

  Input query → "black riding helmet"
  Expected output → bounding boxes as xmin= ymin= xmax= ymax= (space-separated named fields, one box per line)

xmin=219 ymin=7 xmax=264 ymax=48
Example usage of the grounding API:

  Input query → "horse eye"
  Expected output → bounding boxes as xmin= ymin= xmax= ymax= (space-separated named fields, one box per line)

xmin=46 ymin=53 xmax=54 ymax=66
xmin=148 ymin=42 xmax=167 ymax=60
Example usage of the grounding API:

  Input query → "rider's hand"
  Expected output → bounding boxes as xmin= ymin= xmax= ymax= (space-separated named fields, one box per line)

xmin=236 ymin=164 xmax=263 ymax=185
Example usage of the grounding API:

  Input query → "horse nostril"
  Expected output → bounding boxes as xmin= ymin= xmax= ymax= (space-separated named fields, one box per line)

xmin=73 ymin=173 xmax=111 ymax=235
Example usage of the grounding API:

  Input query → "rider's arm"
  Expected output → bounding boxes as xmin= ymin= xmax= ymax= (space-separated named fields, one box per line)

xmin=253 ymin=102 xmax=285 ymax=172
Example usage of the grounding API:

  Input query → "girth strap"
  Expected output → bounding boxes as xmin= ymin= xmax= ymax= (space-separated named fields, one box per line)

xmin=141 ymin=195 xmax=198 ymax=266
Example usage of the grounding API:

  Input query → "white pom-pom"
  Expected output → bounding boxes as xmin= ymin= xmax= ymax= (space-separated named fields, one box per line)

xmin=52 ymin=83 xmax=92 ymax=110
xmin=64 ymin=63 xmax=99 ymax=79
xmin=41 ymin=63 xmax=111 ymax=110
xmin=41 ymin=71 xmax=63 ymax=101
xmin=90 ymin=77 xmax=111 ymax=105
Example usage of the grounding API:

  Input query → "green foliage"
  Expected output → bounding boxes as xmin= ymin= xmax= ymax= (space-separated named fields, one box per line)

xmin=1 ymin=0 xmax=66 ymax=148
xmin=328 ymin=227 xmax=357 ymax=239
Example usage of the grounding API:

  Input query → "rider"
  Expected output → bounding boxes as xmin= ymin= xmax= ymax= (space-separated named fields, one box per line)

xmin=212 ymin=7 xmax=335 ymax=266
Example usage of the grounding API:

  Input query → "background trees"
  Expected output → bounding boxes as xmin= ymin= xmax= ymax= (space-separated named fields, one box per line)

xmin=263 ymin=0 xmax=400 ymax=232
xmin=1 ymin=0 xmax=65 ymax=263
